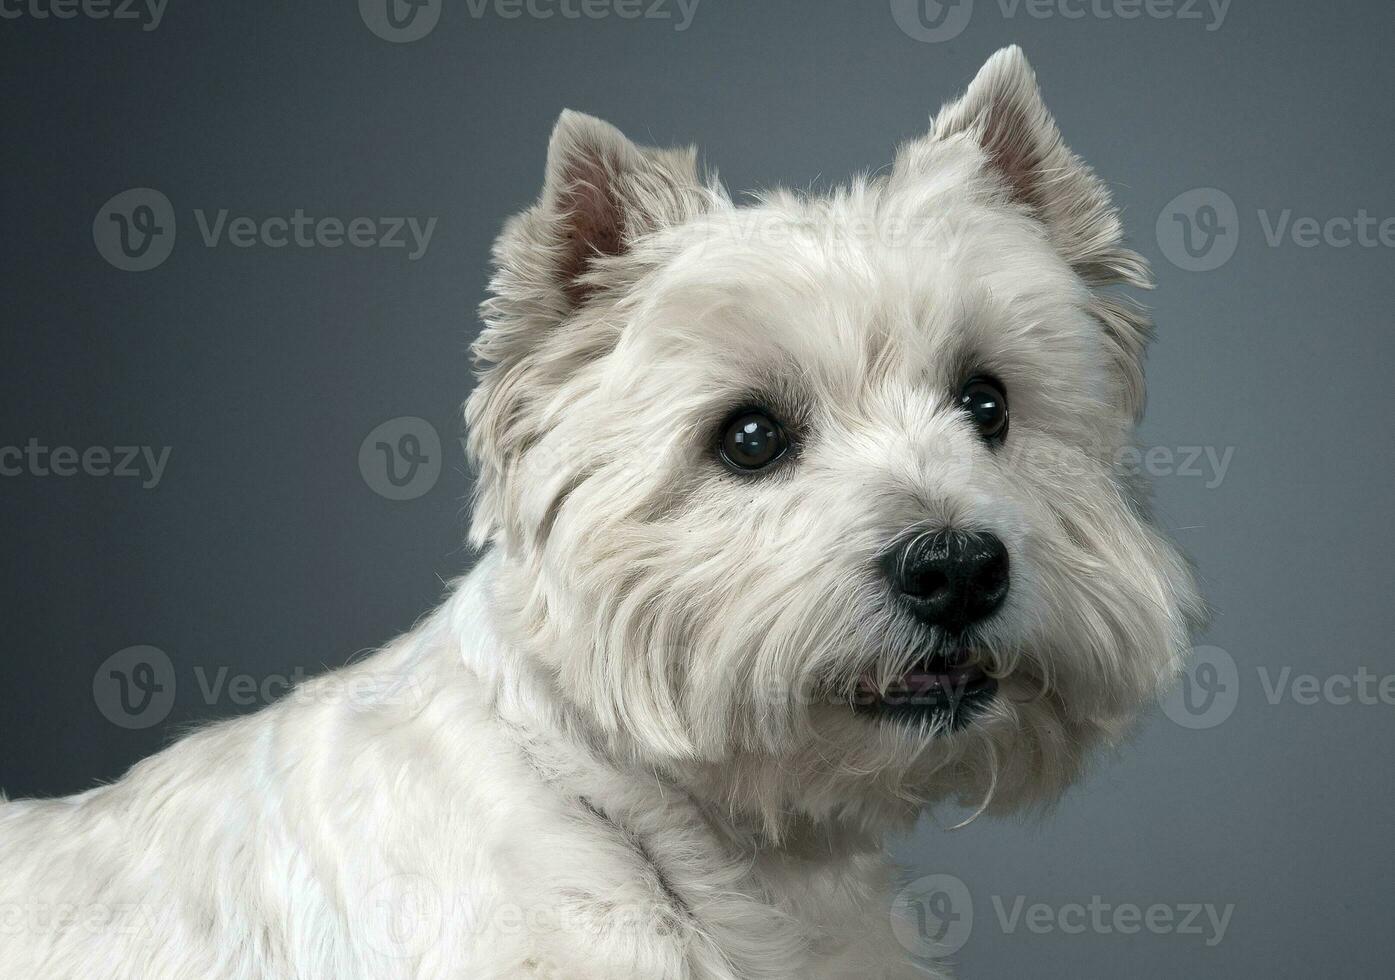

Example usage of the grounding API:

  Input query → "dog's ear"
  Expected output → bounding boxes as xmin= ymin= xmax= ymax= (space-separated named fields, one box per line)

xmin=468 ymin=112 xmax=709 ymax=548
xmin=492 ymin=109 xmax=708 ymax=313
xmin=900 ymin=46 xmax=1153 ymax=418
xmin=912 ymin=46 xmax=1143 ymax=286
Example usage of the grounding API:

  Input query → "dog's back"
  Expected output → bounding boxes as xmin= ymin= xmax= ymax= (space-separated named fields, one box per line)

xmin=0 ymin=585 xmax=511 ymax=979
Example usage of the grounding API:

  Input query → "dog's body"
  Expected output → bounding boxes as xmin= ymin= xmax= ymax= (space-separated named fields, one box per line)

xmin=1 ymin=560 xmax=911 ymax=979
xmin=1 ymin=48 xmax=1202 ymax=979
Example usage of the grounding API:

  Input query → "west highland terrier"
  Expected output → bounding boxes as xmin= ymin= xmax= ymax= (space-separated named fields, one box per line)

xmin=1 ymin=47 xmax=1202 ymax=979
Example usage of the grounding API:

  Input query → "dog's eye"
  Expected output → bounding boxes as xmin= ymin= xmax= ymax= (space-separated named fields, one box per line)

xmin=719 ymin=410 xmax=790 ymax=472
xmin=959 ymin=377 xmax=1009 ymax=443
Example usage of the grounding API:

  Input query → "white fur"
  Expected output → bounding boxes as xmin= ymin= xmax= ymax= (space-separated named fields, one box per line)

xmin=0 ymin=48 xmax=1201 ymax=979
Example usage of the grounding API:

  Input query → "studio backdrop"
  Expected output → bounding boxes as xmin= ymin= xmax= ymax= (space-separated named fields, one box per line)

xmin=2 ymin=1 xmax=1392 ymax=976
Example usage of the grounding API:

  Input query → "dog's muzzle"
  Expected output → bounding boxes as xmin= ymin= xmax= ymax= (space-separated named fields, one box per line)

xmin=841 ymin=529 xmax=1009 ymax=729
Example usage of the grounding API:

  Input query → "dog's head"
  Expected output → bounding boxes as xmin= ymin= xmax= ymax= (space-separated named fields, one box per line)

xmin=467 ymin=48 xmax=1203 ymax=833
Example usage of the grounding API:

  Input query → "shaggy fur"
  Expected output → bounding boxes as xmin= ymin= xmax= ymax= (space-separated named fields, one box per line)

xmin=0 ymin=48 xmax=1201 ymax=979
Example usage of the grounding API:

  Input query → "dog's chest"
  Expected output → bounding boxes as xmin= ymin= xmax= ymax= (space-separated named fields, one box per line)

xmin=518 ymin=793 xmax=913 ymax=980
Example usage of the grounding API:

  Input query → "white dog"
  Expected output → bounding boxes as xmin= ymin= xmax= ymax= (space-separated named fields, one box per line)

xmin=1 ymin=47 xmax=1202 ymax=979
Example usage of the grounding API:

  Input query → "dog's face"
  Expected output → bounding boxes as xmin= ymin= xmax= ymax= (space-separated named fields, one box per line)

xmin=468 ymin=48 xmax=1203 ymax=831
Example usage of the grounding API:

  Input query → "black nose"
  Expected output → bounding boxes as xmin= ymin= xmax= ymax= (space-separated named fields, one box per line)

xmin=882 ymin=530 xmax=1010 ymax=632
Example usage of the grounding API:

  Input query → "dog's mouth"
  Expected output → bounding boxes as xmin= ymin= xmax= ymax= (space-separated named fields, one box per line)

xmin=849 ymin=650 xmax=998 ymax=730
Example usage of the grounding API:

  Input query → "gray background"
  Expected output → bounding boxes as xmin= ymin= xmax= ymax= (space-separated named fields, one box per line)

xmin=2 ymin=0 xmax=1392 ymax=976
